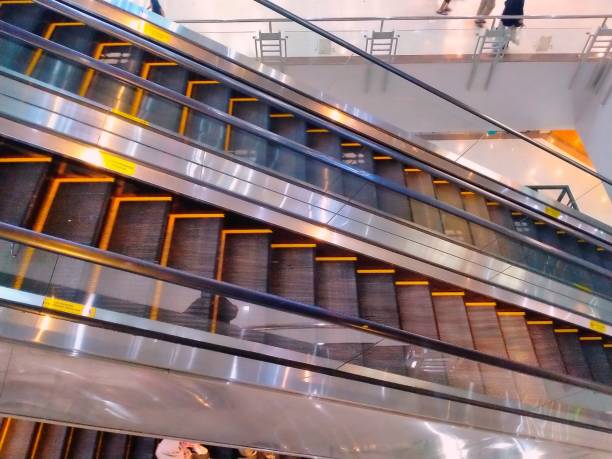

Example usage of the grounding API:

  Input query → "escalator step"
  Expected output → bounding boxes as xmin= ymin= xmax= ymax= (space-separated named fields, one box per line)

xmin=342 ymin=146 xmax=377 ymax=209
xmin=98 ymin=432 xmax=128 ymax=458
xmin=129 ymin=436 xmax=158 ymax=458
xmin=497 ymin=313 xmax=548 ymax=404
xmin=157 ymin=215 xmax=223 ymax=330
xmin=270 ymin=246 xmax=315 ymax=304
xmin=396 ymin=282 xmax=447 ymax=385
xmin=306 ymin=132 xmax=343 ymax=194
xmin=433 ymin=182 xmax=473 ymax=244
xmin=185 ymin=82 xmax=231 ymax=150
xmin=0 ymin=4 xmax=47 ymax=74
xmin=525 ymin=322 xmax=567 ymax=374
xmin=357 ymin=272 xmax=405 ymax=376
xmin=375 ymin=159 xmax=411 ymax=221
xmin=31 ymin=423 xmax=68 ymax=459
xmin=404 ymin=169 xmax=443 ymax=233
xmin=228 ymin=99 xmax=269 ymax=165
xmin=581 ymin=341 xmax=612 ymax=384
xmin=315 ymin=259 xmax=361 ymax=363
xmin=0 ymin=418 xmax=36 ymax=459
xmin=0 ymin=160 xmax=50 ymax=225
xmin=555 ymin=331 xmax=593 ymax=380
xmin=432 ymin=294 xmax=484 ymax=393
xmin=268 ymin=117 xmax=308 ymax=181
xmin=461 ymin=193 xmax=499 ymax=252
xmin=137 ymin=65 xmax=189 ymax=132
xmin=64 ymin=428 xmax=98 ymax=459
xmin=466 ymin=306 xmax=516 ymax=399
xmin=32 ymin=25 xmax=98 ymax=94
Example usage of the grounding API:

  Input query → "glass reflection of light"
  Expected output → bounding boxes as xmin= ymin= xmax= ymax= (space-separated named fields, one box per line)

xmin=34 ymin=314 xmax=52 ymax=343
xmin=424 ymin=422 xmax=466 ymax=459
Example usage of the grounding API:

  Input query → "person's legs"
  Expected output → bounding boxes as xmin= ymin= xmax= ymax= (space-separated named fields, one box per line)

xmin=475 ymin=0 xmax=495 ymax=26
xmin=437 ymin=0 xmax=452 ymax=15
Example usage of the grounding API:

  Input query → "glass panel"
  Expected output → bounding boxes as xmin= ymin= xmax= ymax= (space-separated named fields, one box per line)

xmin=0 ymin=237 xmax=610 ymax=430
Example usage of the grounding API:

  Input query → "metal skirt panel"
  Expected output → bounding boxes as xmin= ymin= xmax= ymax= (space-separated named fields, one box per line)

xmin=0 ymin=307 xmax=609 ymax=458
xmin=0 ymin=78 xmax=609 ymax=334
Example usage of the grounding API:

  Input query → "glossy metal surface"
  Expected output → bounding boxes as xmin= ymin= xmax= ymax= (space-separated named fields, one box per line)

xmin=0 ymin=74 xmax=609 ymax=335
xmin=0 ymin=306 xmax=610 ymax=458
xmin=41 ymin=0 xmax=612 ymax=244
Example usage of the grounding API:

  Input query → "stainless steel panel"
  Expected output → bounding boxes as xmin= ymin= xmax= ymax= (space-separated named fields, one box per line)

xmin=0 ymin=308 xmax=609 ymax=458
xmin=50 ymin=0 xmax=612 ymax=244
xmin=0 ymin=75 xmax=609 ymax=335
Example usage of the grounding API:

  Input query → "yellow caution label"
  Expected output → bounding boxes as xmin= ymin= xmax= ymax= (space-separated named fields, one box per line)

xmin=43 ymin=297 xmax=96 ymax=318
xmin=544 ymin=206 xmax=561 ymax=218
xmin=100 ymin=152 xmax=136 ymax=177
xmin=143 ymin=23 xmax=171 ymax=43
xmin=590 ymin=320 xmax=607 ymax=334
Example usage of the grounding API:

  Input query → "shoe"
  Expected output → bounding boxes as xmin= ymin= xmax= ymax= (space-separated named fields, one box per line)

xmin=475 ymin=19 xmax=485 ymax=28
xmin=436 ymin=8 xmax=449 ymax=15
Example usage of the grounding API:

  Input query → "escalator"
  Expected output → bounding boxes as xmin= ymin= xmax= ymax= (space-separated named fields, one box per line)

xmin=0 ymin=0 xmax=609 ymax=307
xmin=0 ymin=0 xmax=609 ymax=457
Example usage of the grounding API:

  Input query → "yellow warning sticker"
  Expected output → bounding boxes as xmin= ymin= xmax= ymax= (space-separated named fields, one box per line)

xmin=100 ymin=152 xmax=136 ymax=177
xmin=590 ymin=320 xmax=607 ymax=334
xmin=43 ymin=297 xmax=96 ymax=318
xmin=544 ymin=206 xmax=561 ymax=218
xmin=143 ymin=23 xmax=171 ymax=43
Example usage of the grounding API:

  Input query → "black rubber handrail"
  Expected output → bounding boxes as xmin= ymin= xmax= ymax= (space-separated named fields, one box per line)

xmin=1 ymin=221 xmax=611 ymax=398
xmin=253 ymin=0 xmax=612 ymax=188
xmin=1 ymin=19 xmax=610 ymax=285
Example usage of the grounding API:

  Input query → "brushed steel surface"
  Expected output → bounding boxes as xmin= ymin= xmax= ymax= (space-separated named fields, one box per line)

xmin=0 ymin=76 xmax=609 ymax=335
xmin=46 ymin=0 xmax=612 ymax=244
xmin=0 ymin=307 xmax=609 ymax=458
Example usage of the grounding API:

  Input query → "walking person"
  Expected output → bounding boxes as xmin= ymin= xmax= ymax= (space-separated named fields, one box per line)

xmin=436 ymin=0 xmax=452 ymax=15
xmin=475 ymin=0 xmax=496 ymax=27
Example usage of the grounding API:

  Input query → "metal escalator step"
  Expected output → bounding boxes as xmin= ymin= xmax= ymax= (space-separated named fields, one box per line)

xmin=227 ymin=99 xmax=269 ymax=166
xmin=129 ymin=436 xmax=157 ymax=458
xmin=98 ymin=432 xmax=128 ymax=459
xmin=314 ymin=259 xmax=362 ymax=364
xmin=32 ymin=25 xmax=98 ymax=94
xmin=86 ymin=45 xmax=144 ymax=114
xmin=461 ymin=193 xmax=499 ymax=252
xmin=268 ymin=117 xmax=308 ymax=182
xmin=525 ymin=321 xmax=567 ymax=374
xmin=96 ymin=197 xmax=171 ymax=317
xmin=396 ymin=282 xmax=447 ymax=385
xmin=156 ymin=215 xmax=223 ymax=330
xmin=486 ymin=204 xmax=524 ymax=262
xmin=580 ymin=340 xmax=612 ymax=385
xmin=497 ymin=312 xmax=548 ymax=403
xmin=306 ymin=131 xmax=343 ymax=195
xmin=432 ymin=294 xmax=484 ymax=393
xmin=342 ymin=146 xmax=377 ymax=209
xmin=219 ymin=230 xmax=271 ymax=341
xmin=0 ymin=418 xmax=37 ymax=459
xmin=64 ymin=428 xmax=98 ymax=459
xmin=357 ymin=272 xmax=405 ymax=376
xmin=403 ymin=169 xmax=443 ymax=233
xmin=31 ymin=423 xmax=68 ymax=459
xmin=137 ymin=65 xmax=189 ymax=132
xmin=375 ymin=160 xmax=411 ymax=221
xmin=555 ymin=331 xmax=593 ymax=380
xmin=0 ymin=160 xmax=50 ymax=225
xmin=270 ymin=246 xmax=315 ymax=304
xmin=185 ymin=82 xmax=231 ymax=150
xmin=17 ymin=178 xmax=114 ymax=300
xmin=433 ymin=182 xmax=473 ymax=244
xmin=466 ymin=306 xmax=517 ymax=399
xmin=0 ymin=3 xmax=47 ymax=74
xmin=268 ymin=245 xmax=316 ymax=354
